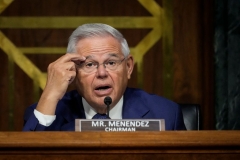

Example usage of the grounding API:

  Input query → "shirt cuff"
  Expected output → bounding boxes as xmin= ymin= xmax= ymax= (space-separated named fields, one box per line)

xmin=34 ymin=109 xmax=56 ymax=126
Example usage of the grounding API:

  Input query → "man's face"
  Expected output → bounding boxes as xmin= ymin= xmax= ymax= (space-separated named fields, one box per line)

xmin=75 ymin=36 xmax=134 ymax=113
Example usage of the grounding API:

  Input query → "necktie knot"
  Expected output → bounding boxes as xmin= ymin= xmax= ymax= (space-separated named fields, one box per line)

xmin=92 ymin=113 xmax=110 ymax=119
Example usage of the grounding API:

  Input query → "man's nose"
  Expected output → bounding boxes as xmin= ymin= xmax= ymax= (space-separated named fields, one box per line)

xmin=96 ymin=64 xmax=108 ymax=78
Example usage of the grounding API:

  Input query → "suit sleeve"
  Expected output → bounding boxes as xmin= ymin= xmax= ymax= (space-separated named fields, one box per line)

xmin=22 ymin=104 xmax=49 ymax=131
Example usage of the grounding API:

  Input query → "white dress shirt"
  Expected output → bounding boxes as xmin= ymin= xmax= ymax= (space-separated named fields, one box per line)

xmin=34 ymin=96 xmax=123 ymax=126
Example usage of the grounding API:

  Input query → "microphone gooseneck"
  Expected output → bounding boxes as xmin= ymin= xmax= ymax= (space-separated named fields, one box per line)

xmin=104 ymin=96 xmax=112 ymax=118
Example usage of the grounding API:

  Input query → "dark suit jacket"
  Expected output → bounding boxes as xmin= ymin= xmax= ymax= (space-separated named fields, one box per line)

xmin=23 ymin=88 xmax=186 ymax=131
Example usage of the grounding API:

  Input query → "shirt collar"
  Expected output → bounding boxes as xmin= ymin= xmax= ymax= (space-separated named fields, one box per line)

xmin=82 ymin=96 xmax=123 ymax=119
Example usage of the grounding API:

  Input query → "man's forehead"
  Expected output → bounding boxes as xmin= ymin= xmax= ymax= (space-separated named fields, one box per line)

xmin=85 ymin=53 xmax=121 ymax=60
xmin=76 ymin=36 xmax=122 ymax=54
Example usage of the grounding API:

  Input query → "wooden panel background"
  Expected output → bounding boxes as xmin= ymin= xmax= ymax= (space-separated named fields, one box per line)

xmin=0 ymin=0 xmax=214 ymax=131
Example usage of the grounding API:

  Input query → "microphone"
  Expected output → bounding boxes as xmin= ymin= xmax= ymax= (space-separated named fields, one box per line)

xmin=104 ymin=96 xmax=112 ymax=118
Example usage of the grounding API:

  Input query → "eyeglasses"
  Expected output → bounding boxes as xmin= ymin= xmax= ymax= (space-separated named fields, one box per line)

xmin=77 ymin=57 xmax=126 ymax=73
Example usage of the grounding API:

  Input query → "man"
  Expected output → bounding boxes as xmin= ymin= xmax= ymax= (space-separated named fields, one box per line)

xmin=23 ymin=23 xmax=186 ymax=131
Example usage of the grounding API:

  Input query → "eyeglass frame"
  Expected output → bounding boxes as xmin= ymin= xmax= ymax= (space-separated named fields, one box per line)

xmin=76 ymin=57 xmax=126 ymax=73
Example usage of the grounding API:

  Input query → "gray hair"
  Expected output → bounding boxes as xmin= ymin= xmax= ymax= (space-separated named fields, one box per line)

xmin=66 ymin=23 xmax=130 ymax=57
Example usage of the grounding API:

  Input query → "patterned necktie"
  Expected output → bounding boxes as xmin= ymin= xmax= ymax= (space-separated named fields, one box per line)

xmin=92 ymin=113 xmax=110 ymax=119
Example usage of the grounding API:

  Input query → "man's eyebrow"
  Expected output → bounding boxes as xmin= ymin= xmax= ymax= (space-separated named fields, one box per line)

xmin=108 ymin=53 xmax=120 ymax=58
xmin=85 ymin=55 xmax=93 ymax=59
xmin=86 ymin=53 xmax=120 ymax=60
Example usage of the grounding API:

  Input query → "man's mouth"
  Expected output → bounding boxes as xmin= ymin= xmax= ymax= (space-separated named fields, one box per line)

xmin=95 ymin=86 xmax=111 ymax=91
xmin=94 ymin=85 xmax=112 ymax=96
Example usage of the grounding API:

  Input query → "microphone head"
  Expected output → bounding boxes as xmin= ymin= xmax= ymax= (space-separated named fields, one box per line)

xmin=104 ymin=96 xmax=112 ymax=106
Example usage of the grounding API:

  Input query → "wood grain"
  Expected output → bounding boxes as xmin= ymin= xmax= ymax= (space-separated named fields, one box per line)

xmin=0 ymin=131 xmax=239 ymax=159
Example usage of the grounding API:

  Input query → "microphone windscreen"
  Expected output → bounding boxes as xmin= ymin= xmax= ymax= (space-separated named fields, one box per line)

xmin=104 ymin=96 xmax=112 ymax=105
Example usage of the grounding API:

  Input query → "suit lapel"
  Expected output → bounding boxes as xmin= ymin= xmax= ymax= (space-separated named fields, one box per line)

xmin=61 ymin=91 xmax=86 ymax=123
xmin=122 ymin=88 xmax=150 ymax=119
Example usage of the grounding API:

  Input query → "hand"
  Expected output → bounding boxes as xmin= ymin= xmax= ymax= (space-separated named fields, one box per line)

xmin=36 ymin=53 xmax=85 ymax=115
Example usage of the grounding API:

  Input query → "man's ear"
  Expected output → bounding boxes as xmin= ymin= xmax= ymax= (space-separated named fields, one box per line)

xmin=126 ymin=55 xmax=134 ymax=79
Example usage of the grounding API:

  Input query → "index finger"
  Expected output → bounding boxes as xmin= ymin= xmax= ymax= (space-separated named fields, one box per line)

xmin=67 ymin=53 xmax=87 ymax=65
xmin=57 ymin=53 xmax=86 ymax=63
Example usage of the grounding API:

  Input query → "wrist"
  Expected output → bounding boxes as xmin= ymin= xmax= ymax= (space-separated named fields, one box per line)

xmin=36 ymin=91 xmax=60 ymax=115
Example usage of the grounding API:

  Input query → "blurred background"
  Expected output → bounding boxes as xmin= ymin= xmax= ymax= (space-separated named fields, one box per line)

xmin=0 ymin=0 xmax=239 ymax=131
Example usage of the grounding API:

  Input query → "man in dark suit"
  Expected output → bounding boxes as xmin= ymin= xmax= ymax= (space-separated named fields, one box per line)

xmin=23 ymin=23 xmax=186 ymax=131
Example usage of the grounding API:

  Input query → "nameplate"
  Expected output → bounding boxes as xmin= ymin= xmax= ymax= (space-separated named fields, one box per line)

xmin=75 ymin=119 xmax=165 ymax=132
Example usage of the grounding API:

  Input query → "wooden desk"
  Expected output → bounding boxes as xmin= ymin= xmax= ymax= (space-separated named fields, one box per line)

xmin=0 ymin=131 xmax=240 ymax=159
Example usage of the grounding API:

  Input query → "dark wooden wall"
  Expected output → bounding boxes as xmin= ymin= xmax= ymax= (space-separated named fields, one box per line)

xmin=0 ymin=0 xmax=214 ymax=131
xmin=173 ymin=0 xmax=214 ymax=129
